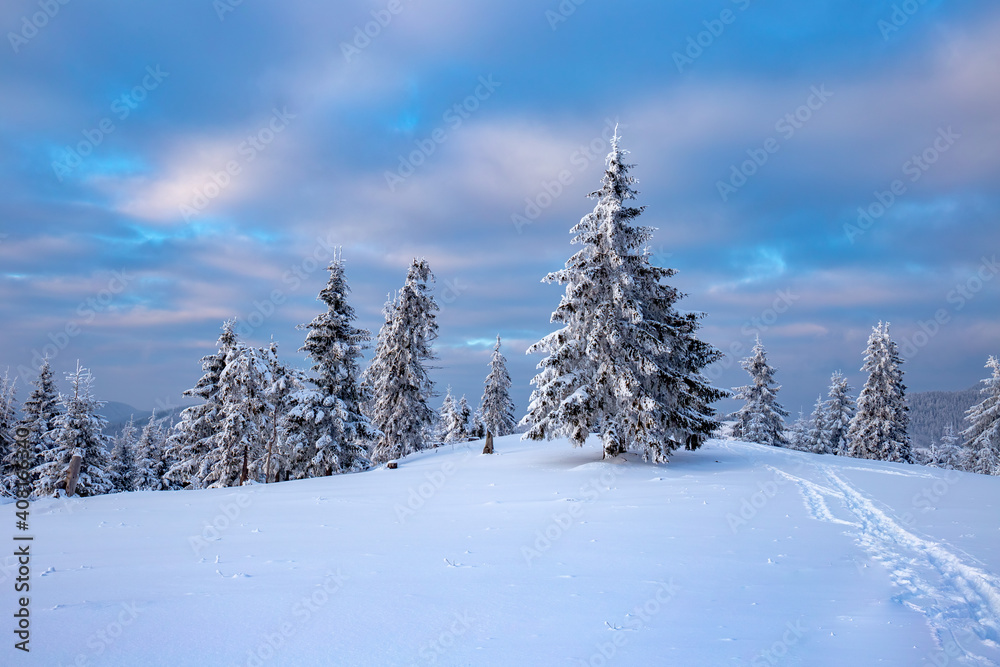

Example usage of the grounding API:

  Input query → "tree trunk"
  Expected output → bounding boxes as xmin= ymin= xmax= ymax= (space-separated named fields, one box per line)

xmin=264 ymin=417 xmax=276 ymax=483
xmin=482 ymin=431 xmax=494 ymax=454
xmin=65 ymin=454 xmax=83 ymax=496
xmin=239 ymin=446 xmax=249 ymax=486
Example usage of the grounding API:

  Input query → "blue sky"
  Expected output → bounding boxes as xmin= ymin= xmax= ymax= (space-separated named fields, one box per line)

xmin=2 ymin=0 xmax=998 ymax=421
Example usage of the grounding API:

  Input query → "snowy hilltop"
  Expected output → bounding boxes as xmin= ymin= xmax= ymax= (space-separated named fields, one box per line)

xmin=14 ymin=433 xmax=1000 ymax=666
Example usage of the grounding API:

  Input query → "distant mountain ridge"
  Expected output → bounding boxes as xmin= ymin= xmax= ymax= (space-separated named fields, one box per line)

xmin=102 ymin=401 xmax=189 ymax=435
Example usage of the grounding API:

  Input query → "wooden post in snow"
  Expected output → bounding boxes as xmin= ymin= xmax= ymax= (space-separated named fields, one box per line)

xmin=65 ymin=454 xmax=83 ymax=496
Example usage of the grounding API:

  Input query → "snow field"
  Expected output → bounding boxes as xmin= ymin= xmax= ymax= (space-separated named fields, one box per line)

xmin=10 ymin=435 xmax=1000 ymax=666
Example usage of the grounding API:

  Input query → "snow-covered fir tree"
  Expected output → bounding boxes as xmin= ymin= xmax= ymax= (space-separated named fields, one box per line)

xmin=34 ymin=362 xmax=114 ymax=497
xmin=364 ymin=259 xmax=439 ymax=464
xmin=132 ymin=411 xmax=168 ymax=491
xmin=479 ymin=335 xmax=516 ymax=438
xmin=470 ymin=410 xmax=486 ymax=440
xmin=822 ymin=371 xmax=855 ymax=455
xmin=202 ymin=342 xmax=274 ymax=487
xmin=962 ymin=355 xmax=1000 ymax=476
xmin=0 ymin=370 xmax=19 ymax=494
xmin=264 ymin=345 xmax=308 ymax=482
xmin=4 ymin=360 xmax=60 ymax=497
xmin=109 ymin=416 xmax=138 ymax=492
xmin=928 ymin=424 xmax=965 ymax=470
xmin=0 ymin=369 xmax=16 ymax=442
xmin=163 ymin=320 xmax=238 ymax=489
xmin=522 ymin=132 xmax=725 ymax=461
xmin=847 ymin=322 xmax=912 ymax=463
xmin=458 ymin=396 xmax=472 ymax=440
xmin=785 ymin=410 xmax=809 ymax=451
xmin=731 ymin=337 xmax=788 ymax=447
xmin=438 ymin=387 xmax=458 ymax=443
xmin=286 ymin=256 xmax=377 ymax=478
xmin=804 ymin=395 xmax=831 ymax=454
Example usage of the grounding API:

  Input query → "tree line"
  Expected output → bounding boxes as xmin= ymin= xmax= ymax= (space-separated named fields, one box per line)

xmin=2 ymin=130 xmax=998 ymax=497
xmin=730 ymin=328 xmax=1000 ymax=475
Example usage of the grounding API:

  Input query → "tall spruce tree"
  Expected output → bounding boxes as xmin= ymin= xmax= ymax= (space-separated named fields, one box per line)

xmin=264 ymin=344 xmax=307 ymax=482
xmin=0 ymin=370 xmax=19 ymax=495
xmin=929 ymin=424 xmax=965 ymax=471
xmin=480 ymin=335 xmax=516 ymax=438
xmin=0 ymin=370 xmax=15 ymax=454
xmin=202 ymin=342 xmax=274 ymax=487
xmin=109 ymin=416 xmax=138 ymax=492
xmin=4 ymin=360 xmax=60 ymax=497
xmin=287 ymin=256 xmax=377 ymax=477
xmin=785 ymin=409 xmax=809 ymax=451
xmin=438 ymin=387 xmax=461 ymax=444
xmin=804 ymin=395 xmax=830 ymax=454
xmin=364 ymin=259 xmax=439 ymax=464
xmin=163 ymin=320 xmax=238 ymax=489
xmin=522 ymin=131 xmax=724 ymax=461
xmin=823 ymin=371 xmax=855 ymax=455
xmin=34 ymin=362 xmax=114 ymax=497
xmin=847 ymin=322 xmax=912 ymax=463
xmin=962 ymin=355 xmax=1000 ymax=476
xmin=133 ymin=411 xmax=168 ymax=491
xmin=731 ymin=337 xmax=788 ymax=446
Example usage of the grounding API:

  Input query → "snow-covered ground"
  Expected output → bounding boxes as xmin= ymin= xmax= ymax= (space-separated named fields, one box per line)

xmin=10 ymin=436 xmax=1000 ymax=666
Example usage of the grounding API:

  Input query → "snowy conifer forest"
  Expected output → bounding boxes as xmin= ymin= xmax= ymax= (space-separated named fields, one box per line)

xmin=9 ymin=137 xmax=996 ymax=501
xmin=3 ymin=1 xmax=1000 ymax=664
xmin=4 ymin=133 xmax=1000 ymax=665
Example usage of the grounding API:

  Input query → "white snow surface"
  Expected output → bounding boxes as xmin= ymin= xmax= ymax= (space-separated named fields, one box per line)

xmin=9 ymin=436 xmax=1000 ymax=666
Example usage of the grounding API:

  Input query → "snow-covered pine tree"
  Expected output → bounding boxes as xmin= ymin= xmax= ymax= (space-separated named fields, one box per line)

xmin=202 ymin=342 xmax=274 ymax=487
xmin=109 ymin=416 xmax=138 ymax=492
xmin=163 ymin=320 xmax=238 ymax=489
xmin=0 ymin=370 xmax=18 ymax=494
xmin=438 ymin=387 xmax=458 ymax=443
xmin=457 ymin=396 xmax=472 ymax=440
xmin=34 ymin=362 xmax=114 ymax=497
xmin=364 ymin=259 xmax=439 ymax=464
xmin=480 ymin=335 xmax=516 ymax=438
xmin=930 ymin=423 xmax=965 ymax=470
xmin=822 ymin=371 xmax=855 ymax=455
xmin=962 ymin=355 xmax=1000 ymax=476
xmin=132 ymin=411 xmax=168 ymax=491
xmin=0 ymin=369 xmax=15 ymax=441
xmin=3 ymin=360 xmax=60 ymax=497
xmin=804 ymin=395 xmax=831 ymax=454
xmin=286 ymin=256 xmax=377 ymax=478
xmin=263 ymin=344 xmax=308 ymax=482
xmin=522 ymin=131 xmax=725 ymax=461
xmin=785 ymin=410 xmax=809 ymax=451
xmin=470 ymin=410 xmax=486 ymax=440
xmin=847 ymin=322 xmax=912 ymax=463
xmin=731 ymin=337 xmax=788 ymax=447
